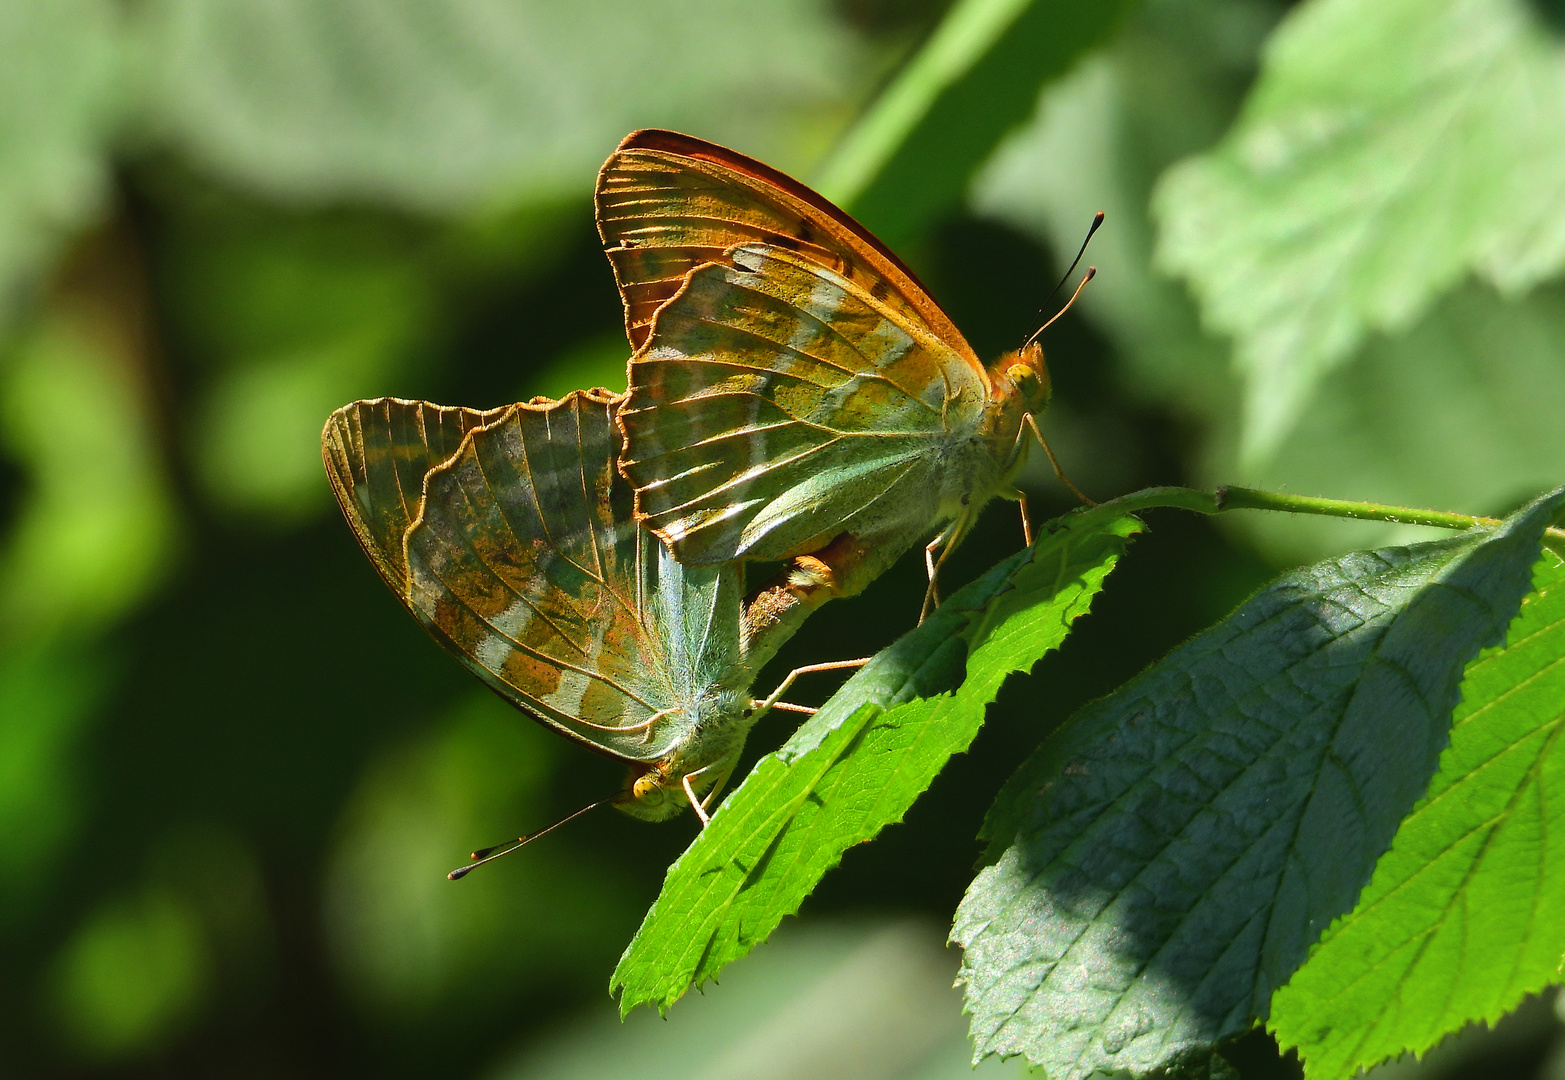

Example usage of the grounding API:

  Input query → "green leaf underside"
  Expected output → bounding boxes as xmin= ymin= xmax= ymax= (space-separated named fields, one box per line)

xmin=610 ymin=511 xmax=1144 ymax=1015
xmin=1153 ymin=0 xmax=1565 ymax=462
xmin=953 ymin=487 xmax=1565 ymax=1080
xmin=1270 ymin=549 xmax=1565 ymax=1080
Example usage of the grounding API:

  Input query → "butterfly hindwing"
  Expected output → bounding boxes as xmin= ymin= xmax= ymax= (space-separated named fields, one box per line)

xmin=322 ymin=398 xmax=506 ymax=590
xmin=617 ymin=242 xmax=989 ymax=563
xmin=404 ymin=390 xmax=741 ymax=762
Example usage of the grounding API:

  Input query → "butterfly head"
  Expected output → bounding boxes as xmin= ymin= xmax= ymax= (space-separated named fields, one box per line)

xmin=614 ymin=752 xmax=737 ymax=823
xmin=988 ymin=341 xmax=1051 ymax=419
xmin=612 ymin=763 xmax=687 ymax=821
xmin=612 ymin=691 xmax=751 ymax=821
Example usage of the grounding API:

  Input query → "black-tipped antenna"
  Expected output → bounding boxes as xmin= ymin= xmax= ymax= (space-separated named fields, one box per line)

xmin=447 ymin=798 xmax=606 ymax=881
xmin=1023 ymin=266 xmax=1095 ymax=351
xmin=1053 ymin=212 xmax=1103 ymax=305
xmin=1025 ymin=211 xmax=1104 ymax=345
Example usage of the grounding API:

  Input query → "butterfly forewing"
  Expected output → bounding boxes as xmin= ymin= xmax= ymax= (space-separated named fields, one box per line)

xmin=404 ymin=390 xmax=738 ymax=762
xmin=322 ymin=398 xmax=507 ymax=589
xmin=597 ymin=130 xmax=979 ymax=364
xmin=618 ymin=243 xmax=987 ymax=564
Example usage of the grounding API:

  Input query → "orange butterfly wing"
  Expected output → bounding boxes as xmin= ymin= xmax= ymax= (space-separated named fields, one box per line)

xmin=600 ymin=130 xmax=1006 ymax=566
xmin=596 ymin=129 xmax=980 ymax=362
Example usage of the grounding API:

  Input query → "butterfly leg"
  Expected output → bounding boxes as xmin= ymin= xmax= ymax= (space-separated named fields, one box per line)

xmin=752 ymin=657 xmax=873 ymax=719
xmin=920 ymin=539 xmax=945 ymax=624
xmin=682 ymin=763 xmax=721 ymax=827
xmin=681 ymin=756 xmax=745 ymax=827
xmin=1002 ymin=489 xmax=1033 ymax=547
xmin=924 ymin=535 xmax=941 ymax=588
xmin=999 ymin=423 xmax=1035 ymax=545
xmin=1024 ymin=413 xmax=1096 ymax=506
xmin=919 ymin=516 xmax=968 ymax=624
xmin=699 ymin=758 xmax=740 ymax=814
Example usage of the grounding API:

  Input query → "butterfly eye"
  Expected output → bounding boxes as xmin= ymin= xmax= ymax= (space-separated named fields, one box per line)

xmin=1004 ymin=358 xmax=1050 ymax=408
xmin=632 ymin=772 xmax=665 ymax=802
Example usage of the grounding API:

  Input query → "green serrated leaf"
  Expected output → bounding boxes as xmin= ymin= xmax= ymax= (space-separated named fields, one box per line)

xmin=139 ymin=0 xmax=860 ymax=212
xmin=1152 ymin=0 xmax=1565 ymax=461
xmin=818 ymin=0 xmax=1136 ymax=249
xmin=953 ymin=487 xmax=1565 ymax=1080
xmin=611 ymin=511 xmax=1143 ymax=1016
xmin=1270 ymin=549 xmax=1565 ymax=1080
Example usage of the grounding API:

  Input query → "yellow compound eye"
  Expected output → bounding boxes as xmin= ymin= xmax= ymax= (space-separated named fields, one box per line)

xmin=1003 ymin=356 xmax=1050 ymax=408
xmin=632 ymin=771 xmax=664 ymax=803
xmin=1007 ymin=364 xmax=1042 ymax=398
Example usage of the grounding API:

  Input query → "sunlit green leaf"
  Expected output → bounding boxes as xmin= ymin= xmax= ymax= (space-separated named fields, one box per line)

xmin=1270 ymin=550 xmax=1565 ymax=1080
xmin=1153 ymin=0 xmax=1565 ymax=460
xmin=819 ymin=0 xmax=1135 ymax=248
xmin=0 ymin=0 xmax=119 ymax=328
xmin=612 ymin=510 xmax=1142 ymax=1015
xmin=139 ymin=0 xmax=862 ymax=212
xmin=953 ymin=488 xmax=1565 ymax=1080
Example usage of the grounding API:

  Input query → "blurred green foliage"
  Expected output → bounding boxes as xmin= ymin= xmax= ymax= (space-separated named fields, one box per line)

xmin=1 ymin=0 xmax=1563 ymax=1076
xmin=1156 ymin=0 xmax=1565 ymax=461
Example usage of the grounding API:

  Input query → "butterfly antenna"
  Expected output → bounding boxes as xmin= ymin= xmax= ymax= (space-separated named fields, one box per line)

xmin=1050 ymin=211 xmax=1103 ymax=307
xmin=447 ymin=798 xmax=606 ymax=881
xmin=1023 ymin=211 xmax=1103 ymax=348
xmin=1023 ymin=265 xmax=1096 ymax=352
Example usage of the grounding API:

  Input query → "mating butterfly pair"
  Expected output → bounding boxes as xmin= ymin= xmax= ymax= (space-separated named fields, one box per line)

xmin=323 ymin=130 xmax=1059 ymax=843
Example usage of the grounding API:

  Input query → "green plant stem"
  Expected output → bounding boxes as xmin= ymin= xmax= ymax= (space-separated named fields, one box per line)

xmin=1216 ymin=486 xmax=1505 ymax=531
xmin=1058 ymin=485 xmax=1565 ymax=556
